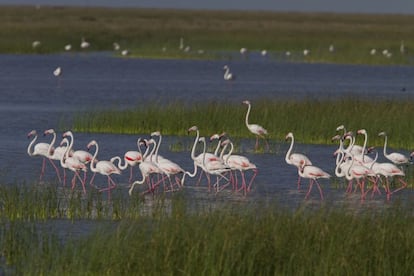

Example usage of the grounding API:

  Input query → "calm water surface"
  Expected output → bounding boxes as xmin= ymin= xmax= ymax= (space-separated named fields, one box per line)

xmin=2 ymin=52 xmax=414 ymax=211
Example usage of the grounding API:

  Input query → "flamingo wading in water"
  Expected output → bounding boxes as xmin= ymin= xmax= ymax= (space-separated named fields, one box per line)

xmin=285 ymin=132 xmax=312 ymax=190
xmin=242 ymin=100 xmax=269 ymax=151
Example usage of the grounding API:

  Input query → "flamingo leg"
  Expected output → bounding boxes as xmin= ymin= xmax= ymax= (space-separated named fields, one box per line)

xmin=297 ymin=175 xmax=301 ymax=190
xmin=391 ymin=177 xmax=408 ymax=195
xmin=305 ymin=179 xmax=314 ymax=199
xmin=246 ymin=169 xmax=258 ymax=193
xmin=315 ymin=179 xmax=324 ymax=200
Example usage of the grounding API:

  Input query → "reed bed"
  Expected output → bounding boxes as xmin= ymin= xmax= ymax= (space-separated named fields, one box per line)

xmin=1 ymin=181 xmax=414 ymax=275
xmin=72 ymin=98 xmax=414 ymax=150
xmin=1 ymin=6 xmax=413 ymax=64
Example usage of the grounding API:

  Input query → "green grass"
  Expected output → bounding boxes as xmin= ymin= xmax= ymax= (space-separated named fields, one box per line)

xmin=1 ymin=182 xmax=414 ymax=275
xmin=1 ymin=6 xmax=414 ymax=64
xmin=71 ymin=98 xmax=414 ymax=150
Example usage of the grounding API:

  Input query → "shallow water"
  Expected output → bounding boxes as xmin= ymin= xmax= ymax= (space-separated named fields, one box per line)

xmin=2 ymin=52 xmax=414 ymax=210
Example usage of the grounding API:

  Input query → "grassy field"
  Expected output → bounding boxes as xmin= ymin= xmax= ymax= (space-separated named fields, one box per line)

xmin=1 ymin=5 xmax=414 ymax=64
xmin=72 ymin=98 xmax=414 ymax=150
xmin=1 ymin=182 xmax=414 ymax=275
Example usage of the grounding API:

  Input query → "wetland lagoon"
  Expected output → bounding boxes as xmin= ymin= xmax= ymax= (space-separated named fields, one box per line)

xmin=2 ymin=6 xmax=414 ymax=275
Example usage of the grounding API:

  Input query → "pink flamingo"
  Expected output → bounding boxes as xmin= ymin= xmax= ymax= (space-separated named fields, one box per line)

xmin=285 ymin=132 xmax=312 ymax=190
xmin=298 ymin=160 xmax=330 ymax=200
xmin=198 ymin=137 xmax=231 ymax=193
xmin=111 ymin=138 xmax=143 ymax=184
xmin=183 ymin=126 xmax=221 ymax=186
xmin=378 ymin=131 xmax=410 ymax=166
xmin=62 ymin=130 xmax=93 ymax=184
xmin=59 ymin=138 xmax=88 ymax=194
xmin=43 ymin=128 xmax=73 ymax=184
xmin=128 ymin=138 xmax=164 ymax=195
xmin=220 ymin=138 xmax=258 ymax=195
xmin=151 ymin=131 xmax=186 ymax=191
xmin=27 ymin=129 xmax=60 ymax=181
xmin=87 ymin=140 xmax=121 ymax=200
xmin=242 ymin=100 xmax=269 ymax=151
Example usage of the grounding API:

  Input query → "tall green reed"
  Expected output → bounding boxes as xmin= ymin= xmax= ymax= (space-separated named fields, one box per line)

xmin=72 ymin=98 xmax=414 ymax=150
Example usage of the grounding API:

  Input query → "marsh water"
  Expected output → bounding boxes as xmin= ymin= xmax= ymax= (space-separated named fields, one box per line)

xmin=2 ymin=52 xmax=414 ymax=211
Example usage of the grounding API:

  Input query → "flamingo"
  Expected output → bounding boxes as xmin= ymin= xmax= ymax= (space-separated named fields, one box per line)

xmin=198 ymin=137 xmax=231 ymax=193
xmin=220 ymin=138 xmax=258 ymax=195
xmin=368 ymin=147 xmax=407 ymax=200
xmin=128 ymin=138 xmax=164 ymax=195
xmin=242 ymin=100 xmax=269 ymax=151
xmin=182 ymin=126 xmax=221 ymax=186
xmin=43 ymin=128 xmax=72 ymax=183
xmin=27 ymin=129 xmax=60 ymax=181
xmin=285 ymin=132 xmax=312 ymax=190
xmin=59 ymin=138 xmax=88 ymax=194
xmin=80 ymin=37 xmax=90 ymax=49
xmin=223 ymin=65 xmax=235 ymax=81
xmin=298 ymin=160 xmax=330 ymax=200
xmin=64 ymin=44 xmax=72 ymax=51
xmin=53 ymin=67 xmax=62 ymax=77
xmin=344 ymin=151 xmax=375 ymax=199
xmin=378 ymin=132 xmax=410 ymax=166
xmin=150 ymin=131 xmax=186 ymax=191
xmin=87 ymin=140 xmax=121 ymax=200
xmin=62 ymin=130 xmax=93 ymax=183
xmin=336 ymin=125 xmax=364 ymax=156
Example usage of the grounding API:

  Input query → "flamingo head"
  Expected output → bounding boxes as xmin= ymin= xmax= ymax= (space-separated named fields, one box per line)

xmin=27 ymin=130 xmax=37 ymax=138
xmin=331 ymin=134 xmax=341 ymax=142
xmin=151 ymin=131 xmax=161 ymax=137
xmin=87 ymin=140 xmax=97 ymax=150
xmin=187 ymin=126 xmax=198 ymax=134
xmin=336 ymin=125 xmax=345 ymax=132
xmin=242 ymin=100 xmax=250 ymax=105
xmin=357 ymin=129 xmax=366 ymax=135
xmin=378 ymin=131 xmax=386 ymax=137
xmin=60 ymin=138 xmax=69 ymax=147
xmin=220 ymin=139 xmax=231 ymax=147
xmin=285 ymin=132 xmax=293 ymax=141
xmin=62 ymin=130 xmax=73 ymax=138
xmin=43 ymin=129 xmax=55 ymax=136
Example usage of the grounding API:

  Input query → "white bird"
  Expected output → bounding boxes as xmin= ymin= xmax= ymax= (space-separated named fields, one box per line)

xmin=121 ymin=49 xmax=129 ymax=56
xmin=298 ymin=160 xmax=330 ymax=200
xmin=285 ymin=132 xmax=312 ymax=190
xmin=242 ymin=100 xmax=269 ymax=151
xmin=53 ymin=67 xmax=62 ymax=77
xmin=113 ymin=42 xmax=120 ymax=51
xmin=80 ymin=37 xmax=90 ymax=49
xmin=378 ymin=131 xmax=410 ymax=166
xmin=223 ymin=65 xmax=235 ymax=81
xmin=220 ymin=138 xmax=258 ymax=195
xmin=64 ymin=44 xmax=72 ymax=51
xmin=87 ymin=140 xmax=121 ymax=200
xmin=32 ymin=40 xmax=41 ymax=49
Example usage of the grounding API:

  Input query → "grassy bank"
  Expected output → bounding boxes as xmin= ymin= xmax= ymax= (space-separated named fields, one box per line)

xmin=1 ymin=182 xmax=414 ymax=275
xmin=72 ymin=98 xmax=414 ymax=150
xmin=1 ymin=6 xmax=413 ymax=64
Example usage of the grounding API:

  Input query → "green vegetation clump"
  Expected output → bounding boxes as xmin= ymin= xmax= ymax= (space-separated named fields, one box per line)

xmin=0 ymin=6 xmax=413 ymax=64
xmin=72 ymin=98 xmax=414 ymax=150
xmin=1 ymin=182 xmax=414 ymax=275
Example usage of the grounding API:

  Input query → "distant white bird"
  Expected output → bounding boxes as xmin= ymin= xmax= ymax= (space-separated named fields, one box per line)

xmin=121 ymin=49 xmax=129 ymax=56
xmin=223 ymin=65 xmax=235 ymax=81
xmin=285 ymin=51 xmax=291 ymax=57
xmin=53 ymin=67 xmax=62 ymax=77
xmin=400 ymin=40 xmax=405 ymax=54
xmin=64 ymin=44 xmax=72 ymax=51
xmin=329 ymin=44 xmax=335 ymax=52
xmin=240 ymin=47 xmax=248 ymax=58
xmin=370 ymin=48 xmax=377 ymax=55
xmin=261 ymin=49 xmax=268 ymax=56
xmin=80 ymin=37 xmax=90 ymax=49
xmin=113 ymin=42 xmax=120 ymax=51
xmin=303 ymin=49 xmax=310 ymax=56
xmin=32 ymin=40 xmax=41 ymax=49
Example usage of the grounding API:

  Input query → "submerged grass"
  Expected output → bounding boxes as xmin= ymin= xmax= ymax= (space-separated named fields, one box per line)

xmin=1 ymin=181 xmax=414 ymax=275
xmin=72 ymin=98 xmax=414 ymax=150
xmin=1 ymin=6 xmax=414 ymax=65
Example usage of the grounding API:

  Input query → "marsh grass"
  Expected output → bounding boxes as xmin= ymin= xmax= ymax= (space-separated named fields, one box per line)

xmin=72 ymin=98 xmax=414 ymax=150
xmin=1 ymin=185 xmax=414 ymax=275
xmin=1 ymin=6 xmax=414 ymax=64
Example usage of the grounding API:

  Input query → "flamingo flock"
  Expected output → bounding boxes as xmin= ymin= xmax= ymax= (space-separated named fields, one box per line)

xmin=26 ymin=125 xmax=258 ymax=198
xmin=26 ymin=100 xmax=413 ymax=201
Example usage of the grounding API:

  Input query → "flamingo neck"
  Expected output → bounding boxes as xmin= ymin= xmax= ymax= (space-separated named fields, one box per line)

xmin=90 ymin=143 xmax=99 ymax=173
xmin=47 ymin=131 xmax=56 ymax=157
xmin=285 ymin=136 xmax=294 ymax=164
xmin=27 ymin=133 xmax=37 ymax=156
xmin=155 ymin=135 xmax=162 ymax=163
xmin=383 ymin=135 xmax=388 ymax=157
xmin=190 ymin=130 xmax=200 ymax=161
xmin=245 ymin=103 xmax=251 ymax=128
